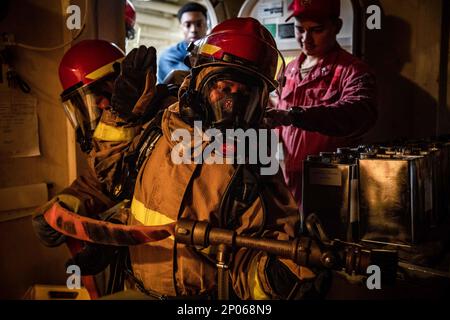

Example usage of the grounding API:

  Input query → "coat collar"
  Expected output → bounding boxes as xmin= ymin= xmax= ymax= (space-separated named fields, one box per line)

xmin=288 ymin=43 xmax=342 ymax=86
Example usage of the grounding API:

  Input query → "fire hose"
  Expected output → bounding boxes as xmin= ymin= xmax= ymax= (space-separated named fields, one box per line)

xmin=44 ymin=202 xmax=398 ymax=280
xmin=45 ymin=202 xmax=450 ymax=299
xmin=43 ymin=202 xmax=175 ymax=245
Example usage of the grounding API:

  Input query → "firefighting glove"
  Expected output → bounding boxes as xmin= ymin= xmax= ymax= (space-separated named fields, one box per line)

xmin=32 ymin=214 xmax=67 ymax=247
xmin=32 ymin=195 xmax=82 ymax=247
xmin=110 ymin=45 xmax=158 ymax=123
xmin=65 ymin=243 xmax=118 ymax=276
xmin=266 ymin=256 xmax=332 ymax=300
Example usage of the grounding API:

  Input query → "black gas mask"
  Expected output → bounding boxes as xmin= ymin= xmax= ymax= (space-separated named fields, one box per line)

xmin=197 ymin=68 xmax=268 ymax=131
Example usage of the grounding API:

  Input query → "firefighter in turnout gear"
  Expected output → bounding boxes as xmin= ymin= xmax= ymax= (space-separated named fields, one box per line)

xmin=35 ymin=18 xmax=332 ymax=299
xmin=32 ymin=41 xmax=177 ymax=298
xmin=89 ymin=17 xmax=329 ymax=299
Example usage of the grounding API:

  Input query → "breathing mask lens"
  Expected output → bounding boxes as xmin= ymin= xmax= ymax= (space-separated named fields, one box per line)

xmin=200 ymin=72 xmax=265 ymax=129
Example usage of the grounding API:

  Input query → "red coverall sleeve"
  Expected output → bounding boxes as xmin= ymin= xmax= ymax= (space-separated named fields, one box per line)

xmin=297 ymin=65 xmax=377 ymax=137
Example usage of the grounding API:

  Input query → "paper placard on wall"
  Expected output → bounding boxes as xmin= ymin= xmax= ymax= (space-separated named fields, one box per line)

xmin=257 ymin=1 xmax=283 ymax=19
xmin=0 ymin=90 xmax=40 ymax=158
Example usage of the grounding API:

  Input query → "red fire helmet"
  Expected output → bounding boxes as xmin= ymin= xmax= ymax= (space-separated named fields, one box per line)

xmin=59 ymin=39 xmax=125 ymax=92
xmin=58 ymin=40 xmax=125 ymax=153
xmin=125 ymin=0 xmax=136 ymax=38
xmin=188 ymin=17 xmax=280 ymax=91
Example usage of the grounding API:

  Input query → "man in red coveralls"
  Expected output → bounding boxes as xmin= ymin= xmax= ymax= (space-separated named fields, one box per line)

xmin=265 ymin=0 xmax=377 ymax=207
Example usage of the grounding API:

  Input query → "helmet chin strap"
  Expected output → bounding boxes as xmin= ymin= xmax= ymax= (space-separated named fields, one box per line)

xmin=179 ymin=67 xmax=204 ymax=125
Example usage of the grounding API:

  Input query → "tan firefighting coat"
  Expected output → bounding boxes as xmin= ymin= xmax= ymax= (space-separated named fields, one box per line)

xmin=87 ymin=95 xmax=311 ymax=298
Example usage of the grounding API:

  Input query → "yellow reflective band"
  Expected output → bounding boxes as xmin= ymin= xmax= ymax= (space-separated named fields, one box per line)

xmin=200 ymin=44 xmax=221 ymax=56
xmin=85 ymin=57 xmax=124 ymax=81
xmin=131 ymin=197 xmax=175 ymax=241
xmin=93 ymin=122 xmax=137 ymax=142
xmin=248 ymin=257 xmax=270 ymax=300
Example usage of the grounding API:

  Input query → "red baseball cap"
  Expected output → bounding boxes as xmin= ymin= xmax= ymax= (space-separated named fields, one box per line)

xmin=286 ymin=0 xmax=341 ymax=22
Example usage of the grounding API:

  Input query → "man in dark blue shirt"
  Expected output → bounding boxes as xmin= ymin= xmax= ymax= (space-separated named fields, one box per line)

xmin=157 ymin=2 xmax=208 ymax=83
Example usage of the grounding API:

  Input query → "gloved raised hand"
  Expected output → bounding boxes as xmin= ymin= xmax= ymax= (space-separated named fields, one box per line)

xmin=110 ymin=45 xmax=158 ymax=123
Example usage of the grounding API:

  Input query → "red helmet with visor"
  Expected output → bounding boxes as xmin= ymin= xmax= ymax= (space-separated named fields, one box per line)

xmin=182 ymin=17 xmax=283 ymax=129
xmin=187 ymin=17 xmax=280 ymax=91
xmin=58 ymin=40 xmax=125 ymax=152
